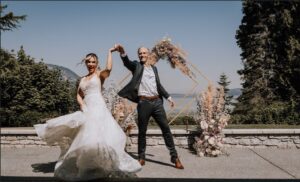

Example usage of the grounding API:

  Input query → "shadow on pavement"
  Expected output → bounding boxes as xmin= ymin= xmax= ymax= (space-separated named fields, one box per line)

xmin=127 ymin=151 xmax=155 ymax=158
xmin=31 ymin=161 xmax=57 ymax=173
xmin=144 ymin=158 xmax=174 ymax=168
xmin=127 ymin=151 xmax=173 ymax=167
xmin=1 ymin=176 xmax=298 ymax=182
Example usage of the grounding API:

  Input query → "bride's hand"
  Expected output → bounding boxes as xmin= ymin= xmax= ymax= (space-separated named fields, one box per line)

xmin=109 ymin=45 xmax=118 ymax=52
xmin=113 ymin=44 xmax=125 ymax=54
xmin=80 ymin=104 xmax=87 ymax=112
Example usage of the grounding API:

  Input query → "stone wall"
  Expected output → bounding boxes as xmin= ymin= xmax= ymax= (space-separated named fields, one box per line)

xmin=223 ymin=135 xmax=300 ymax=149
xmin=1 ymin=136 xmax=47 ymax=148
xmin=1 ymin=128 xmax=300 ymax=149
xmin=222 ymin=129 xmax=300 ymax=149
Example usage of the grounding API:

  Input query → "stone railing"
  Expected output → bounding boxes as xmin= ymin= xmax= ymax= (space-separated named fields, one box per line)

xmin=1 ymin=127 xmax=300 ymax=149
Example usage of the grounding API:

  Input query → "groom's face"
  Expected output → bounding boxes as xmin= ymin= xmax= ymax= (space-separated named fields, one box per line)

xmin=138 ymin=47 xmax=149 ymax=64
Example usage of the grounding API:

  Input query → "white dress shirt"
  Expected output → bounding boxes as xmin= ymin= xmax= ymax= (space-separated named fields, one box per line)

xmin=121 ymin=53 xmax=172 ymax=101
xmin=138 ymin=66 xmax=158 ymax=96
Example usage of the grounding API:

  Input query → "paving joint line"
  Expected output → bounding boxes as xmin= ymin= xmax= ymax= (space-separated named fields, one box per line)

xmin=248 ymin=148 xmax=297 ymax=179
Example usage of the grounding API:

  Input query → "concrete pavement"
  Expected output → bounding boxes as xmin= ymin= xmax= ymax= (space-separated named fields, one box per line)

xmin=1 ymin=146 xmax=300 ymax=181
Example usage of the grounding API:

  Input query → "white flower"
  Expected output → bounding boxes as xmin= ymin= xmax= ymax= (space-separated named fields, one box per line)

xmin=200 ymin=120 xmax=208 ymax=130
xmin=206 ymin=148 xmax=211 ymax=153
xmin=204 ymin=135 xmax=209 ymax=140
xmin=211 ymin=150 xmax=217 ymax=156
xmin=208 ymin=137 xmax=215 ymax=145
xmin=212 ymin=150 xmax=221 ymax=156
xmin=199 ymin=152 xmax=205 ymax=157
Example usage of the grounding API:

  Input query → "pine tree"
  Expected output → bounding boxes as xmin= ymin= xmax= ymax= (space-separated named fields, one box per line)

xmin=234 ymin=0 xmax=276 ymax=122
xmin=269 ymin=1 xmax=300 ymax=102
xmin=0 ymin=4 xmax=26 ymax=32
xmin=233 ymin=0 xmax=300 ymax=124
xmin=217 ymin=73 xmax=233 ymax=113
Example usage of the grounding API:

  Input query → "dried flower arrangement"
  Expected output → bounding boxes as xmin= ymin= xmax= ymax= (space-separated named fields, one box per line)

xmin=193 ymin=84 xmax=230 ymax=157
xmin=149 ymin=37 xmax=195 ymax=78
xmin=102 ymin=83 xmax=137 ymax=134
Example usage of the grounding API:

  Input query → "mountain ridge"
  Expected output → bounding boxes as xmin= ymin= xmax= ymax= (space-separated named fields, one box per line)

xmin=46 ymin=64 xmax=80 ymax=83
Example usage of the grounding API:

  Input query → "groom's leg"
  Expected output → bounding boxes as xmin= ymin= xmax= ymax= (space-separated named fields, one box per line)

xmin=152 ymin=98 xmax=178 ymax=160
xmin=137 ymin=100 xmax=152 ymax=160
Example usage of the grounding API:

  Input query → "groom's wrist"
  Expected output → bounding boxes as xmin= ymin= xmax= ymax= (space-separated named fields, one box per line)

xmin=121 ymin=53 xmax=127 ymax=57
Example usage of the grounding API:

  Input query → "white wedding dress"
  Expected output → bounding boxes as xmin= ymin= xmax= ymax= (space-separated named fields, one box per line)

xmin=34 ymin=74 xmax=141 ymax=181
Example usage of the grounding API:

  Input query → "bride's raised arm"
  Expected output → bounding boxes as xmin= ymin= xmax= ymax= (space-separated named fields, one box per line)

xmin=100 ymin=46 xmax=117 ymax=85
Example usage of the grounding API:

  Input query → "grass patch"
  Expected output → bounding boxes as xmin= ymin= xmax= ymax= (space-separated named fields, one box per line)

xmin=225 ymin=124 xmax=300 ymax=129
xmin=148 ymin=124 xmax=300 ymax=129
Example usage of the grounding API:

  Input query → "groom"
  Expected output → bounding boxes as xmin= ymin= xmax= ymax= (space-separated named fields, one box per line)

xmin=115 ymin=44 xmax=184 ymax=169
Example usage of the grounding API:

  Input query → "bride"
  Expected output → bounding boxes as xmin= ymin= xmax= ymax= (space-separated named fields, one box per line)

xmin=34 ymin=46 xmax=142 ymax=181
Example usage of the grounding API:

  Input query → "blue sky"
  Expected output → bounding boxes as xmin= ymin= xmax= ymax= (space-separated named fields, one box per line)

xmin=2 ymin=1 xmax=243 ymax=93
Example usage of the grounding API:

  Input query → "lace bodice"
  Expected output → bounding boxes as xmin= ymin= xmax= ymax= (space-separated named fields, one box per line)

xmin=79 ymin=74 xmax=102 ymax=96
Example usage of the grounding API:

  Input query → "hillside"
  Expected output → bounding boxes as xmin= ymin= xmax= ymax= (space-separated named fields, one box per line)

xmin=228 ymin=88 xmax=242 ymax=97
xmin=46 ymin=64 xmax=80 ymax=83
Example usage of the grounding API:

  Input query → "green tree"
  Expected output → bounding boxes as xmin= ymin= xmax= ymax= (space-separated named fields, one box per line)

xmin=0 ymin=47 xmax=76 ymax=126
xmin=217 ymin=73 xmax=234 ymax=113
xmin=0 ymin=4 xmax=26 ymax=32
xmin=233 ymin=0 xmax=300 ymax=124
xmin=234 ymin=0 xmax=275 ymax=123
xmin=269 ymin=1 xmax=300 ymax=102
xmin=0 ymin=5 xmax=78 ymax=126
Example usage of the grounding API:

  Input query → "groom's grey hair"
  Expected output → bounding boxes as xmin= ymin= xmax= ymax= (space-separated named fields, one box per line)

xmin=137 ymin=47 xmax=150 ymax=54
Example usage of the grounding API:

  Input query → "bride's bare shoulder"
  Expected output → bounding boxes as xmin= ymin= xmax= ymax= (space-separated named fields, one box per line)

xmin=80 ymin=75 xmax=87 ymax=81
xmin=78 ymin=75 xmax=87 ymax=84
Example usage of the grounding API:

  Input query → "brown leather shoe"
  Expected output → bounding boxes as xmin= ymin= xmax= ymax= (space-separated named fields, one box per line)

xmin=172 ymin=158 xmax=184 ymax=169
xmin=138 ymin=159 xmax=145 ymax=166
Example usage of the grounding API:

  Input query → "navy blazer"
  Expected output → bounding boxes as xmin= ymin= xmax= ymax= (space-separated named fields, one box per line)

xmin=118 ymin=55 xmax=170 ymax=103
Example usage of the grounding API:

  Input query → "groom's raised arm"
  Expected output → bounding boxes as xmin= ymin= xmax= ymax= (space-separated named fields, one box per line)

xmin=115 ymin=44 xmax=136 ymax=72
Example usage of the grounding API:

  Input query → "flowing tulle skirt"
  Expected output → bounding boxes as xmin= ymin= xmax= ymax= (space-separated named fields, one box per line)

xmin=34 ymin=93 xmax=141 ymax=181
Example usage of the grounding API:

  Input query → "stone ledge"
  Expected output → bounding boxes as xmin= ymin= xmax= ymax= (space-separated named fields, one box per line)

xmin=1 ymin=127 xmax=36 ymax=135
xmin=1 ymin=127 xmax=300 ymax=149
xmin=1 ymin=127 xmax=300 ymax=135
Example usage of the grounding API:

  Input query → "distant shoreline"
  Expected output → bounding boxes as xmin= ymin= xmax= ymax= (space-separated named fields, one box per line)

xmin=170 ymin=88 xmax=242 ymax=98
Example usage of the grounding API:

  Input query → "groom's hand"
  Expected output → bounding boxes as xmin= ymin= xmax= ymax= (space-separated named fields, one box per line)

xmin=114 ymin=44 xmax=125 ymax=55
xmin=168 ymin=97 xmax=175 ymax=108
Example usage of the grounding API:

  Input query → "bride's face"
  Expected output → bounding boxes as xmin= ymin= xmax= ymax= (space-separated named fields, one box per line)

xmin=86 ymin=57 xmax=98 ymax=73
